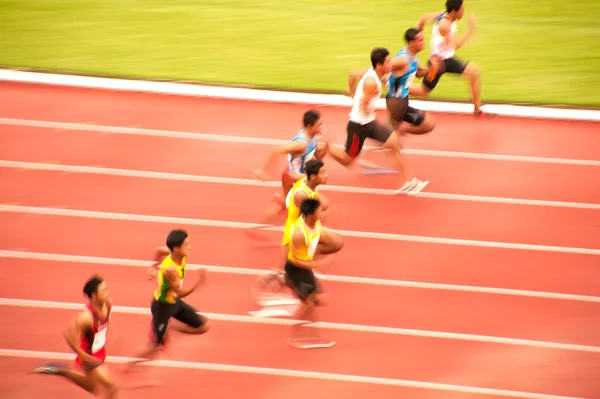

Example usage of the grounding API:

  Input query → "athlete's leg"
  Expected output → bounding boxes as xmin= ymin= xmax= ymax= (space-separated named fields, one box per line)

xmin=326 ymin=121 xmax=368 ymax=167
xmin=171 ymin=299 xmax=210 ymax=334
xmin=370 ymin=120 xmax=428 ymax=194
xmin=397 ymin=107 xmax=436 ymax=136
xmin=246 ymin=170 xmax=300 ymax=243
xmin=460 ymin=61 xmax=483 ymax=115
xmin=32 ymin=362 xmax=98 ymax=393
xmin=87 ymin=364 xmax=118 ymax=398
xmin=285 ymin=261 xmax=333 ymax=347
xmin=123 ymin=299 xmax=174 ymax=374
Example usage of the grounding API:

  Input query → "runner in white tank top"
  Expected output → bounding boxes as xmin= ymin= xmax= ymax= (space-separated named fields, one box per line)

xmin=416 ymin=0 xmax=489 ymax=117
xmin=348 ymin=68 xmax=382 ymax=125
xmin=326 ymin=47 xmax=428 ymax=195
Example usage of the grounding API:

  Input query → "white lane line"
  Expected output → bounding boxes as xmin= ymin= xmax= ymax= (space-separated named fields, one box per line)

xmin=2 ymin=348 xmax=591 ymax=398
xmin=1 ymin=250 xmax=599 ymax=303
xmin=1 ymin=117 xmax=599 ymax=166
xmin=2 ymin=160 xmax=599 ymax=209
xmin=1 ymin=205 xmax=599 ymax=255
xmin=2 ymin=298 xmax=599 ymax=354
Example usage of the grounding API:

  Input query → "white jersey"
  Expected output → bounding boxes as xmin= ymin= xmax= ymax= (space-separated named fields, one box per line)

xmin=348 ymin=68 xmax=382 ymax=125
xmin=431 ymin=12 xmax=457 ymax=59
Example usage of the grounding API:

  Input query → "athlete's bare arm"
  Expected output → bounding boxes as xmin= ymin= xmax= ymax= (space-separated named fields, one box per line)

xmin=63 ymin=310 xmax=100 ymax=367
xmin=360 ymin=77 xmax=381 ymax=112
xmin=253 ymin=141 xmax=308 ymax=181
xmin=147 ymin=246 xmax=171 ymax=280
xmin=390 ymin=54 xmax=409 ymax=77
xmin=164 ymin=266 xmax=206 ymax=298
xmin=289 ymin=229 xmax=330 ymax=269
xmin=417 ymin=10 xmax=445 ymax=31
xmin=438 ymin=15 xmax=476 ymax=49
xmin=347 ymin=68 xmax=369 ymax=98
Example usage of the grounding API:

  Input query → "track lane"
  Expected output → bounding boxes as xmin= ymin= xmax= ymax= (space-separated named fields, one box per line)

xmin=3 ymin=260 xmax=600 ymax=347
xmin=2 ymin=169 xmax=599 ymax=248
xmin=1 ymin=81 xmax=599 ymax=160
xmin=2 ymin=80 xmax=599 ymax=399
xmin=1 ymin=127 xmax=599 ymax=204
xmin=2 ymin=306 xmax=599 ymax=398
xmin=3 ymin=357 xmax=467 ymax=399
xmin=2 ymin=214 xmax=599 ymax=297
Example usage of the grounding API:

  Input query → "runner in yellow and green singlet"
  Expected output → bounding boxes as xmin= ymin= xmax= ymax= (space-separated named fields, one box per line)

xmin=124 ymin=229 xmax=209 ymax=377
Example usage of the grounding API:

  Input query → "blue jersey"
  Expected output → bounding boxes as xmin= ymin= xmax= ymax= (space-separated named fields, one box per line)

xmin=387 ymin=48 xmax=419 ymax=99
xmin=287 ymin=129 xmax=318 ymax=174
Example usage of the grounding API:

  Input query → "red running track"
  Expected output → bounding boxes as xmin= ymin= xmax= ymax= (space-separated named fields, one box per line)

xmin=0 ymin=81 xmax=600 ymax=399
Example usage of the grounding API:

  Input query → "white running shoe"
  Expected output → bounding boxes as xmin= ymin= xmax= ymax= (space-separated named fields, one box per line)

xmin=394 ymin=177 xmax=428 ymax=195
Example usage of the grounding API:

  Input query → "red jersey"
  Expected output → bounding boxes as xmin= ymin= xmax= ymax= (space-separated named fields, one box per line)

xmin=75 ymin=302 xmax=111 ymax=369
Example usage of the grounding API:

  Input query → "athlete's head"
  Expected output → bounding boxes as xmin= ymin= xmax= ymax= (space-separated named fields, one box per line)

xmin=305 ymin=159 xmax=328 ymax=185
xmin=405 ymin=28 xmax=425 ymax=53
xmin=446 ymin=0 xmax=464 ymax=19
xmin=83 ymin=275 xmax=110 ymax=304
xmin=300 ymin=198 xmax=322 ymax=223
xmin=166 ymin=229 xmax=190 ymax=258
xmin=370 ymin=47 xmax=392 ymax=75
xmin=303 ymin=110 xmax=323 ymax=136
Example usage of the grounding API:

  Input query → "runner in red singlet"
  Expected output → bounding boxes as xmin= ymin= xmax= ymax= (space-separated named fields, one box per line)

xmin=32 ymin=275 xmax=118 ymax=398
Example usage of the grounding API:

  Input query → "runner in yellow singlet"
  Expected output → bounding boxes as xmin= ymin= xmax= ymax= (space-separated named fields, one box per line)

xmin=282 ymin=159 xmax=330 ymax=248
xmin=250 ymin=159 xmax=343 ymax=312
xmin=124 ymin=229 xmax=209 ymax=380
xmin=285 ymin=198 xmax=342 ymax=349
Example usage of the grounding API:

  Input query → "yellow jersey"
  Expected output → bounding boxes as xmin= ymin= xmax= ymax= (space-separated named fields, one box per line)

xmin=282 ymin=177 xmax=318 ymax=245
xmin=287 ymin=216 xmax=322 ymax=263
xmin=153 ymin=255 xmax=187 ymax=304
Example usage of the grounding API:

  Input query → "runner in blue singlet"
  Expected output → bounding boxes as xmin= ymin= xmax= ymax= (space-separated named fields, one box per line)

xmin=385 ymin=27 xmax=437 ymax=139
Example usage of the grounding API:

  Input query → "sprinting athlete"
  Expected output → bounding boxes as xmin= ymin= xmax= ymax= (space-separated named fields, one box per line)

xmin=326 ymin=47 xmax=428 ymax=195
xmin=387 ymin=28 xmax=437 ymax=144
xmin=32 ymin=275 xmax=118 ymax=398
xmin=250 ymin=159 xmax=341 ymax=311
xmin=281 ymin=159 xmax=341 ymax=256
xmin=249 ymin=110 xmax=328 ymax=241
xmin=125 ymin=229 xmax=209 ymax=376
xmin=285 ymin=198 xmax=341 ymax=348
xmin=417 ymin=0 xmax=487 ymax=117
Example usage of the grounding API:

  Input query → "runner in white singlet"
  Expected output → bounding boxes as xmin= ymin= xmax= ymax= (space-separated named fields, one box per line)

xmin=326 ymin=47 xmax=428 ymax=195
xmin=32 ymin=275 xmax=118 ymax=398
xmin=416 ymin=0 xmax=490 ymax=117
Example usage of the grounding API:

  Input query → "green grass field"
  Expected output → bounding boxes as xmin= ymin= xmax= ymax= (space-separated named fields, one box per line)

xmin=1 ymin=0 xmax=599 ymax=106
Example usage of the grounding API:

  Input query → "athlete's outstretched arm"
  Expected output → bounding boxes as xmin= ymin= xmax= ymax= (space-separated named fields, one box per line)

xmin=253 ymin=141 xmax=307 ymax=181
xmin=439 ymin=15 xmax=476 ymax=49
xmin=417 ymin=10 xmax=445 ymax=31
xmin=165 ymin=266 xmax=206 ymax=298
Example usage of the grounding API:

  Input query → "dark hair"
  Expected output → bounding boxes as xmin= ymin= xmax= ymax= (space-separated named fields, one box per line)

xmin=405 ymin=28 xmax=420 ymax=43
xmin=303 ymin=110 xmax=321 ymax=127
xmin=166 ymin=229 xmax=188 ymax=252
xmin=446 ymin=0 xmax=463 ymax=13
xmin=304 ymin=159 xmax=324 ymax=179
xmin=83 ymin=275 xmax=104 ymax=299
xmin=370 ymin=47 xmax=390 ymax=68
xmin=300 ymin=198 xmax=321 ymax=217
